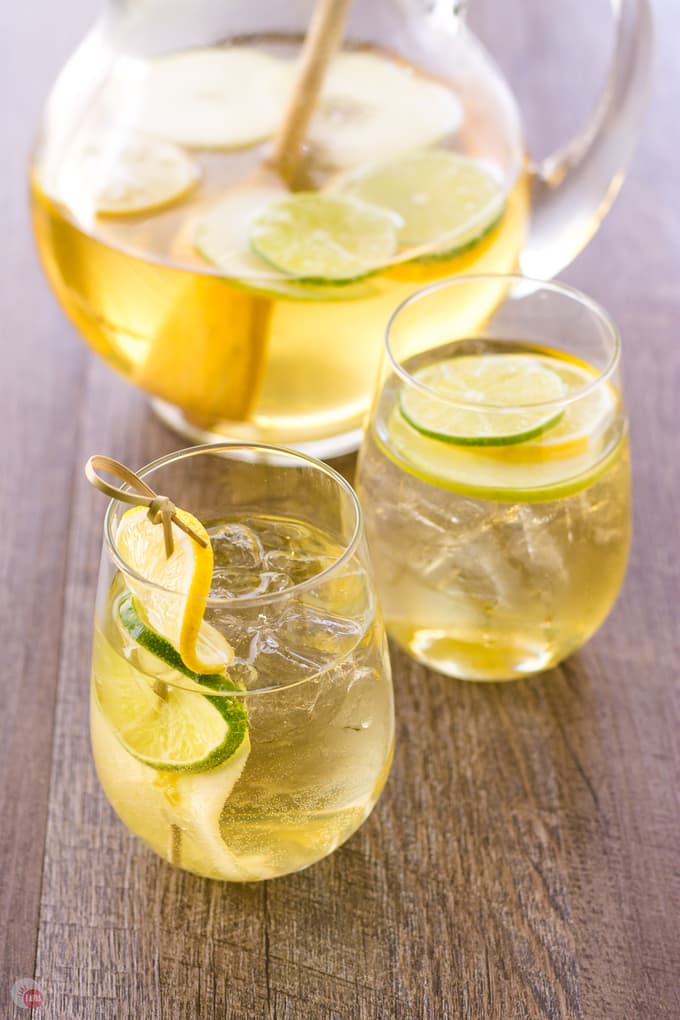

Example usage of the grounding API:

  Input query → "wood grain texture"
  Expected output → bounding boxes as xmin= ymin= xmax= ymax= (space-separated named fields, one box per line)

xmin=2 ymin=1 xmax=679 ymax=1018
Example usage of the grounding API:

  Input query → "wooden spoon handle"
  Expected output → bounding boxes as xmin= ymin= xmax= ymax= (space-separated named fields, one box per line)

xmin=269 ymin=0 xmax=353 ymax=185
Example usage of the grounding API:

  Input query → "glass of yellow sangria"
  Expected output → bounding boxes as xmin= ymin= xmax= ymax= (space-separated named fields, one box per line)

xmin=356 ymin=275 xmax=631 ymax=681
xmin=90 ymin=444 xmax=394 ymax=880
xmin=31 ymin=0 xmax=652 ymax=457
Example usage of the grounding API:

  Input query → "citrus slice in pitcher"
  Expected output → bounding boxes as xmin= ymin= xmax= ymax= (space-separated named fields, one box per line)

xmin=341 ymin=149 xmax=506 ymax=256
xmin=250 ymin=193 xmax=400 ymax=282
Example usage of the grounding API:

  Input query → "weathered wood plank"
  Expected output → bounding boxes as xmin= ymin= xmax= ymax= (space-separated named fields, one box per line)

xmin=0 ymin=0 xmax=93 ymax=1008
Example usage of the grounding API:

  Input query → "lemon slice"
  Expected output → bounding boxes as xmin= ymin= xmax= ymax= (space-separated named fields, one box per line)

xmin=131 ymin=48 xmax=296 ymax=149
xmin=505 ymin=360 xmax=617 ymax=459
xmin=250 ymin=193 xmax=399 ymax=282
xmin=340 ymin=149 xmax=506 ymax=257
xmin=59 ymin=136 xmax=199 ymax=218
xmin=115 ymin=504 xmax=226 ymax=674
xmin=308 ymin=51 xmax=463 ymax=169
xmin=400 ymin=354 xmax=568 ymax=446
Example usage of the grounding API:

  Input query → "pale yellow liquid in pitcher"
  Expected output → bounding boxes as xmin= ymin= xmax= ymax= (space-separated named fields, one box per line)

xmin=32 ymin=38 xmax=529 ymax=449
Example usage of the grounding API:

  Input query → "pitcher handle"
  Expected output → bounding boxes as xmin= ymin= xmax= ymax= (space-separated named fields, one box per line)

xmin=520 ymin=0 xmax=654 ymax=279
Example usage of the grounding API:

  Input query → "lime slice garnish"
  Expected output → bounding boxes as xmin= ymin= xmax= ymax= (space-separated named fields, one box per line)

xmin=95 ymin=596 xmax=247 ymax=772
xmin=384 ymin=352 xmax=622 ymax=502
xmin=250 ymin=193 xmax=399 ymax=282
xmin=383 ymin=408 xmax=623 ymax=503
xmin=118 ymin=592 xmax=235 ymax=686
xmin=129 ymin=48 xmax=296 ymax=150
xmin=116 ymin=505 xmax=227 ymax=674
xmin=101 ymin=592 xmax=248 ymax=773
xmin=400 ymin=354 xmax=568 ymax=446
xmin=308 ymin=52 xmax=462 ymax=169
xmin=59 ymin=136 xmax=199 ymax=218
xmin=341 ymin=149 xmax=506 ymax=257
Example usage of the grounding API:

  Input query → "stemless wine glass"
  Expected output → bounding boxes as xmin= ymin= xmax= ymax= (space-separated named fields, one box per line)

xmin=91 ymin=444 xmax=394 ymax=880
xmin=356 ymin=275 xmax=631 ymax=681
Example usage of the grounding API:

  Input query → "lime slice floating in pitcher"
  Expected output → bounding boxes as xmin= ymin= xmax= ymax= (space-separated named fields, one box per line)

xmin=250 ymin=192 xmax=400 ymax=282
xmin=340 ymin=149 xmax=506 ymax=257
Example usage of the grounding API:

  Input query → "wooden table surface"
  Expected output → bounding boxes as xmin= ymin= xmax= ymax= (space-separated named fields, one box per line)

xmin=2 ymin=2 xmax=678 ymax=1017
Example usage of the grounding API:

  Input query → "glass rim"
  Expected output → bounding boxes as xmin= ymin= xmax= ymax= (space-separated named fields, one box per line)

xmin=104 ymin=442 xmax=364 ymax=606
xmin=384 ymin=274 xmax=622 ymax=412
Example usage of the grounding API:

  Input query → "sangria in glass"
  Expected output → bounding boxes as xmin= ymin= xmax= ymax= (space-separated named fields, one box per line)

xmin=91 ymin=444 xmax=394 ymax=879
xmin=356 ymin=276 xmax=631 ymax=681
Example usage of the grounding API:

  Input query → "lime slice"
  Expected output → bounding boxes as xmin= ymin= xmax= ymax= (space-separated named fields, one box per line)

xmin=115 ymin=504 xmax=226 ymax=674
xmin=96 ymin=652 xmax=247 ymax=773
xmin=341 ymin=149 xmax=505 ymax=256
xmin=195 ymin=186 xmax=291 ymax=280
xmin=308 ymin=52 xmax=462 ymax=169
xmin=118 ymin=591 xmax=235 ymax=685
xmin=59 ymin=136 xmax=199 ymax=218
xmin=250 ymin=193 xmax=399 ymax=282
xmin=383 ymin=408 xmax=624 ymax=503
xmin=194 ymin=188 xmax=378 ymax=300
xmin=97 ymin=592 xmax=248 ymax=774
xmin=130 ymin=48 xmax=296 ymax=149
xmin=400 ymin=354 xmax=568 ymax=446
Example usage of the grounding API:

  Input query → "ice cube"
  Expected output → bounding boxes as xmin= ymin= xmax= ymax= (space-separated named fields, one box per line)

xmin=210 ymin=522 xmax=264 ymax=570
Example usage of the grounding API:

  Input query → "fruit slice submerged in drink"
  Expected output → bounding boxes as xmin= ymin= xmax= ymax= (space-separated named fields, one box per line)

xmin=250 ymin=193 xmax=401 ymax=282
xmin=308 ymin=51 xmax=463 ymax=169
xmin=94 ymin=504 xmax=269 ymax=878
xmin=385 ymin=349 xmax=621 ymax=502
xmin=339 ymin=149 xmax=507 ymax=258
xmin=400 ymin=353 xmax=568 ymax=445
xmin=126 ymin=47 xmax=298 ymax=149
xmin=57 ymin=135 xmax=201 ymax=219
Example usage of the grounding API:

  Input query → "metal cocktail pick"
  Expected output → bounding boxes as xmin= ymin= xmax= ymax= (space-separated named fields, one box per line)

xmin=85 ymin=455 xmax=207 ymax=558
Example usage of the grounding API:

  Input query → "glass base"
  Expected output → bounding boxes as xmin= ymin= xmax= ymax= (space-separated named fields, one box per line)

xmin=392 ymin=627 xmax=562 ymax=682
xmin=151 ymin=398 xmax=364 ymax=460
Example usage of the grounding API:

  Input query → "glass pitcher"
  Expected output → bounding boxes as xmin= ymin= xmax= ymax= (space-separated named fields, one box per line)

xmin=30 ymin=0 xmax=653 ymax=458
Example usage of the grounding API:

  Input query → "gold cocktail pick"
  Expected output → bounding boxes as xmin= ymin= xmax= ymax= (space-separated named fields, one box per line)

xmin=85 ymin=454 xmax=207 ymax=558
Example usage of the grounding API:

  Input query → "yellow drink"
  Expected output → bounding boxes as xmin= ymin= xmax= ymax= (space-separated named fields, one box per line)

xmin=31 ymin=38 xmax=528 ymax=453
xmin=356 ymin=340 xmax=631 ymax=680
xmin=91 ymin=515 xmax=394 ymax=881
